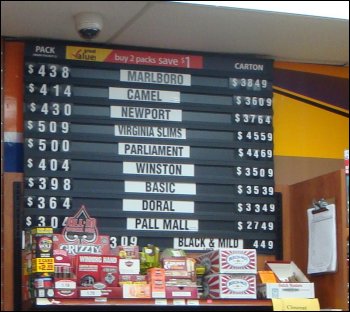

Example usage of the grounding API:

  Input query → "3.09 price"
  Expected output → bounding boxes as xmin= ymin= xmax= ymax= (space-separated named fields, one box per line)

xmin=110 ymin=236 xmax=138 ymax=248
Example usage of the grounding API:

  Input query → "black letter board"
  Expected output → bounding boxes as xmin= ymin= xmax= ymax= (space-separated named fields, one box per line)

xmin=23 ymin=40 xmax=278 ymax=254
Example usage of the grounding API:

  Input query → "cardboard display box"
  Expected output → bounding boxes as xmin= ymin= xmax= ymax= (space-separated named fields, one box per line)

xmin=197 ymin=249 xmax=257 ymax=274
xmin=204 ymin=274 xmax=256 ymax=299
xmin=76 ymin=255 xmax=119 ymax=287
xmin=54 ymin=278 xmax=78 ymax=299
xmin=122 ymin=284 xmax=151 ymax=298
xmin=165 ymin=286 xmax=198 ymax=299
xmin=257 ymin=261 xmax=315 ymax=299
xmin=79 ymin=286 xmax=123 ymax=298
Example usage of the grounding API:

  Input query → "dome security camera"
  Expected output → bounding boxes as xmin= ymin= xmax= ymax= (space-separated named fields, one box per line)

xmin=74 ymin=12 xmax=103 ymax=40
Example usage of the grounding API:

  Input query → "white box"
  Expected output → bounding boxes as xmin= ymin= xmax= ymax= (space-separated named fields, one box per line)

xmin=119 ymin=259 xmax=140 ymax=274
xmin=197 ymin=249 xmax=257 ymax=274
xmin=258 ymin=261 xmax=315 ymax=299
xmin=204 ymin=274 xmax=256 ymax=299
xmin=258 ymin=283 xmax=315 ymax=299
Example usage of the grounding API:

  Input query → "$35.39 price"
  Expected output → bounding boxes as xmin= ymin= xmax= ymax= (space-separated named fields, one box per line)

xmin=236 ymin=185 xmax=274 ymax=196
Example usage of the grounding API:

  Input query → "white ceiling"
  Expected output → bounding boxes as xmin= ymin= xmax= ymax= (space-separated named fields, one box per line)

xmin=1 ymin=1 xmax=349 ymax=65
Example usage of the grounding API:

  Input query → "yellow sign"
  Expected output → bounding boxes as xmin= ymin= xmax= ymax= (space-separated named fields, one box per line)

xmin=66 ymin=46 xmax=111 ymax=62
xmin=272 ymin=298 xmax=320 ymax=311
xmin=31 ymin=258 xmax=55 ymax=273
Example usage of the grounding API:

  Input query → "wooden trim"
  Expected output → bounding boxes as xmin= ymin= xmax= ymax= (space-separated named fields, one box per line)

xmin=2 ymin=40 xmax=25 ymax=311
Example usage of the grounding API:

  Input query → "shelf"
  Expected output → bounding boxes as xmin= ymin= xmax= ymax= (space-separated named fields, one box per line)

xmin=33 ymin=298 xmax=273 ymax=311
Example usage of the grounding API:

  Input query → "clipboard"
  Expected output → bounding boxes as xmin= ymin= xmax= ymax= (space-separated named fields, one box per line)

xmin=307 ymin=200 xmax=337 ymax=274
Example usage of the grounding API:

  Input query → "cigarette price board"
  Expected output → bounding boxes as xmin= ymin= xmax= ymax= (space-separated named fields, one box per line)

xmin=23 ymin=40 xmax=279 ymax=254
